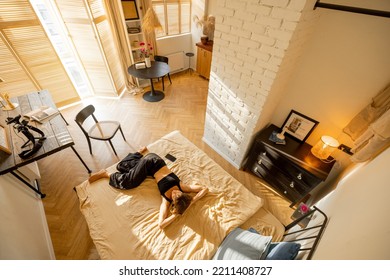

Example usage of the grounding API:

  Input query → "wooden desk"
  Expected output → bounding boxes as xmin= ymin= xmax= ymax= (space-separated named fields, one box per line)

xmin=0 ymin=90 xmax=91 ymax=198
xmin=127 ymin=61 xmax=170 ymax=102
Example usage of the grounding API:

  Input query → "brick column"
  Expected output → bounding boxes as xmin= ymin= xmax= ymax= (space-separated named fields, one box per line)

xmin=203 ymin=0 xmax=318 ymax=168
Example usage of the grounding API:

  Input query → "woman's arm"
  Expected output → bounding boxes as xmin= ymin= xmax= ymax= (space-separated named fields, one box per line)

xmin=191 ymin=186 xmax=209 ymax=203
xmin=158 ymin=198 xmax=179 ymax=229
xmin=181 ymin=183 xmax=209 ymax=203
xmin=159 ymin=213 xmax=179 ymax=229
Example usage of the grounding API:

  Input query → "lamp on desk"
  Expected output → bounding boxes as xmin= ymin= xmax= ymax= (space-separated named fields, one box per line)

xmin=0 ymin=93 xmax=20 ymax=111
xmin=0 ymin=78 xmax=19 ymax=111
xmin=311 ymin=135 xmax=339 ymax=162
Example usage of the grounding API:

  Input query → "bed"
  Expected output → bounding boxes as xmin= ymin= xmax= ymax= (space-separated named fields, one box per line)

xmin=74 ymin=131 xmax=294 ymax=260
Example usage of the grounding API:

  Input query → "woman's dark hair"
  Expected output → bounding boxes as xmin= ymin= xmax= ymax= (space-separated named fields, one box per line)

xmin=170 ymin=193 xmax=193 ymax=214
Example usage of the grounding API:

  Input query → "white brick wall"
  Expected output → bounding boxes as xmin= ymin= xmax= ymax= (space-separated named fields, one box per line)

xmin=203 ymin=0 xmax=319 ymax=168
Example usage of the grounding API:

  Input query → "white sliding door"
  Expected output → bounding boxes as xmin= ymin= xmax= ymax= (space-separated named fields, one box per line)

xmin=54 ymin=0 xmax=117 ymax=97
xmin=54 ymin=0 xmax=128 ymax=97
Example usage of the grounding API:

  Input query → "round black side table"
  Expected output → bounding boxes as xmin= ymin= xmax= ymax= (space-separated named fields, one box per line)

xmin=127 ymin=61 xmax=170 ymax=102
xmin=185 ymin=52 xmax=194 ymax=75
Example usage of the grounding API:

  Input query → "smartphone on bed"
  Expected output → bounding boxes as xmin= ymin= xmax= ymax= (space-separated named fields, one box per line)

xmin=165 ymin=153 xmax=176 ymax=162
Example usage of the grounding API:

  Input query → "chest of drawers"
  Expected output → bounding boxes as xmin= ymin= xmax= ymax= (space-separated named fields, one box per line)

xmin=244 ymin=124 xmax=335 ymax=207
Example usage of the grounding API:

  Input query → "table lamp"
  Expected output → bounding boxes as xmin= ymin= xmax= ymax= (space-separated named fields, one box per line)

xmin=311 ymin=135 xmax=339 ymax=161
xmin=276 ymin=126 xmax=288 ymax=140
xmin=0 ymin=78 xmax=19 ymax=111
xmin=0 ymin=92 xmax=19 ymax=111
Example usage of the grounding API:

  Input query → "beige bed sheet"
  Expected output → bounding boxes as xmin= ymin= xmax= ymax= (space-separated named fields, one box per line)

xmin=75 ymin=130 xmax=284 ymax=259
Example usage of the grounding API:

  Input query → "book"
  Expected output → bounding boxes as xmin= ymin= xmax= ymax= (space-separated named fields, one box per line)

xmin=135 ymin=62 xmax=146 ymax=69
xmin=269 ymin=131 xmax=286 ymax=145
xmin=24 ymin=106 xmax=59 ymax=123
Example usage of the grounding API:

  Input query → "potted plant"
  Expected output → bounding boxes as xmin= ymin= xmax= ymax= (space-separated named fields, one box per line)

xmin=140 ymin=42 xmax=153 ymax=67
xmin=193 ymin=15 xmax=215 ymax=44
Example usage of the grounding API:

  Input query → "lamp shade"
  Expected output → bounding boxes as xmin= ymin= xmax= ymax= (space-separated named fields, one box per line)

xmin=311 ymin=136 xmax=339 ymax=160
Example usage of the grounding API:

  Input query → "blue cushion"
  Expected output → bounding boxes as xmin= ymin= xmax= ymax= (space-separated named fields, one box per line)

xmin=212 ymin=228 xmax=272 ymax=260
xmin=266 ymin=242 xmax=301 ymax=260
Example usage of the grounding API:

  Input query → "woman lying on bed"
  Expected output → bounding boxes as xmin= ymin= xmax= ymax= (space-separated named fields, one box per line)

xmin=89 ymin=147 xmax=209 ymax=229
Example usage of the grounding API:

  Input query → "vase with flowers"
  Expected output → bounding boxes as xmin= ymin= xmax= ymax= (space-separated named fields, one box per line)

xmin=140 ymin=42 xmax=153 ymax=68
xmin=291 ymin=203 xmax=312 ymax=228
xmin=193 ymin=15 xmax=215 ymax=44
xmin=299 ymin=203 xmax=309 ymax=215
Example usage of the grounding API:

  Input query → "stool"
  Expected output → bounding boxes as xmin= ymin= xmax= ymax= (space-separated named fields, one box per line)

xmin=185 ymin=52 xmax=194 ymax=75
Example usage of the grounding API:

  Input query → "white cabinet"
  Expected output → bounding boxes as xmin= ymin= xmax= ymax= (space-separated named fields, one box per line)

xmin=0 ymin=162 xmax=55 ymax=259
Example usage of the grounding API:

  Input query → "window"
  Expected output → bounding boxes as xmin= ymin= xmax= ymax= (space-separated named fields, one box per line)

xmin=30 ymin=0 xmax=93 ymax=98
xmin=152 ymin=0 xmax=191 ymax=38
xmin=0 ymin=0 xmax=79 ymax=104
xmin=37 ymin=0 xmax=126 ymax=98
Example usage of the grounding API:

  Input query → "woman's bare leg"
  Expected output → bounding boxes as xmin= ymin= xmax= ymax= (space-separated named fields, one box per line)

xmin=138 ymin=146 xmax=148 ymax=154
xmin=88 ymin=169 xmax=109 ymax=183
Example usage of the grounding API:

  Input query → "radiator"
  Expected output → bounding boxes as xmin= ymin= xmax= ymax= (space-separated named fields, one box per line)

xmin=165 ymin=51 xmax=185 ymax=73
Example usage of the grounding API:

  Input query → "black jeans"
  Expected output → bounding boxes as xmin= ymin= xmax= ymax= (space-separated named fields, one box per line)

xmin=109 ymin=153 xmax=166 ymax=189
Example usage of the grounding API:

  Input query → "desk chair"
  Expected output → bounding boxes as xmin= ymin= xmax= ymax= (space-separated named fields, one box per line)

xmin=154 ymin=55 xmax=172 ymax=91
xmin=75 ymin=105 xmax=126 ymax=156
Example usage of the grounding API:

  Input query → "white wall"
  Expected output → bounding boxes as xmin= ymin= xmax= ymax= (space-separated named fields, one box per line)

xmin=0 ymin=164 xmax=55 ymax=260
xmin=156 ymin=34 xmax=194 ymax=70
xmin=155 ymin=0 xmax=208 ymax=71
xmin=312 ymin=147 xmax=390 ymax=259
xmin=203 ymin=0 xmax=318 ymax=168
xmin=270 ymin=2 xmax=390 ymax=148
xmin=204 ymin=0 xmax=390 ymax=169
xmin=268 ymin=1 xmax=390 ymax=200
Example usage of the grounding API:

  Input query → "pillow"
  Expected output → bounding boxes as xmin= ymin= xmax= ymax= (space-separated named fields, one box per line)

xmin=265 ymin=242 xmax=301 ymax=260
xmin=248 ymin=227 xmax=259 ymax=233
xmin=212 ymin=228 xmax=272 ymax=260
xmin=248 ymin=227 xmax=301 ymax=260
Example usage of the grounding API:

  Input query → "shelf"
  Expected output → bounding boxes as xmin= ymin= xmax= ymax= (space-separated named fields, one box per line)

xmin=122 ymin=0 xmax=145 ymax=89
xmin=125 ymin=19 xmax=140 ymax=23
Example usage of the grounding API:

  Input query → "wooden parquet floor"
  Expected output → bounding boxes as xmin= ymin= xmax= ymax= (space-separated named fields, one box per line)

xmin=39 ymin=71 xmax=294 ymax=260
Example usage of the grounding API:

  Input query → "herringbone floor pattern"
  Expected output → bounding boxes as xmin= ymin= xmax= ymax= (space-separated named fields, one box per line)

xmin=38 ymin=71 xmax=294 ymax=260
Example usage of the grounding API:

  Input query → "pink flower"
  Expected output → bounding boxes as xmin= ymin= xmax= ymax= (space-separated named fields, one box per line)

xmin=139 ymin=42 xmax=153 ymax=57
xmin=300 ymin=204 xmax=309 ymax=213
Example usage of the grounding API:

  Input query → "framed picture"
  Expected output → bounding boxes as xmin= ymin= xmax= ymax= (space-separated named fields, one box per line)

xmin=0 ymin=124 xmax=12 ymax=154
xmin=281 ymin=110 xmax=319 ymax=142
xmin=121 ymin=0 xmax=139 ymax=20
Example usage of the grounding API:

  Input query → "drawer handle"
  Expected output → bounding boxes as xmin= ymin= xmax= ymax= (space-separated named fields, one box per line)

xmin=262 ymin=152 xmax=267 ymax=156
xmin=284 ymin=190 xmax=287 ymax=194
xmin=297 ymin=173 xmax=302 ymax=180
xmin=257 ymin=159 xmax=262 ymax=165
xmin=254 ymin=167 xmax=258 ymax=173
xmin=289 ymin=182 xmax=295 ymax=188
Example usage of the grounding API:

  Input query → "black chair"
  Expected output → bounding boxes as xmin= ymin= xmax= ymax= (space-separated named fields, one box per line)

xmin=75 ymin=104 xmax=126 ymax=155
xmin=154 ymin=55 xmax=172 ymax=91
